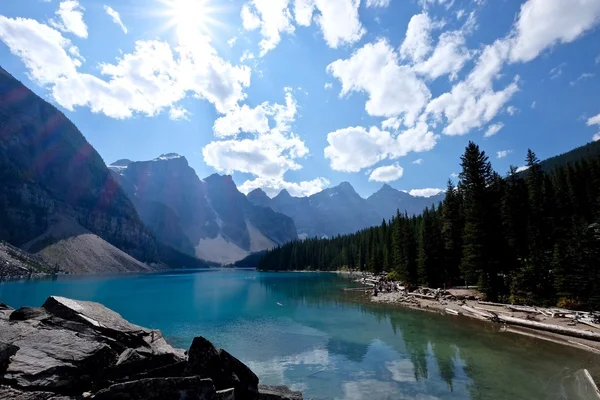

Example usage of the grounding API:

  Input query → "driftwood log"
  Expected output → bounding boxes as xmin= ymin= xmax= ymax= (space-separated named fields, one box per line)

xmin=409 ymin=293 xmax=436 ymax=300
xmin=491 ymin=314 xmax=600 ymax=342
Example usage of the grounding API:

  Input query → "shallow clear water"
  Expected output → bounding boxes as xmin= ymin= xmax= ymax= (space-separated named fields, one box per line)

xmin=1 ymin=270 xmax=599 ymax=400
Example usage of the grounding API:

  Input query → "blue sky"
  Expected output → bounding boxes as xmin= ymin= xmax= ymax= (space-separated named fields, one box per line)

xmin=1 ymin=0 xmax=599 ymax=198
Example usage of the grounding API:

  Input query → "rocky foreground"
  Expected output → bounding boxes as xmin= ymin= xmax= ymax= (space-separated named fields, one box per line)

xmin=0 ymin=296 xmax=302 ymax=399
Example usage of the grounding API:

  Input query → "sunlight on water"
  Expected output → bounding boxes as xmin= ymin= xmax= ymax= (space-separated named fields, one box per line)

xmin=1 ymin=271 xmax=599 ymax=400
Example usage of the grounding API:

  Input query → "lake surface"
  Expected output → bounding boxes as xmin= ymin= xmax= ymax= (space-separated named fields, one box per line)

xmin=1 ymin=270 xmax=599 ymax=400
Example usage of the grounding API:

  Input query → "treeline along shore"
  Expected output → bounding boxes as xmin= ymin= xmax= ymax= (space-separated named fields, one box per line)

xmin=259 ymin=140 xmax=600 ymax=311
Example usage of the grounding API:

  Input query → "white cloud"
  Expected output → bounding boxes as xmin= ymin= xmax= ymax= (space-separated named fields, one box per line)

xmin=241 ymin=0 xmax=295 ymax=56
xmin=414 ymin=29 xmax=472 ymax=81
xmin=509 ymin=0 xmax=600 ymax=63
xmin=104 ymin=5 xmax=127 ymax=34
xmin=484 ymin=122 xmax=504 ymax=137
xmin=424 ymin=39 xmax=519 ymax=136
xmin=0 ymin=16 xmax=251 ymax=118
xmin=240 ymin=50 xmax=255 ymax=62
xmin=450 ymin=172 xmax=459 ymax=178
xmin=593 ymin=133 xmax=600 ymax=142
xmin=51 ymin=0 xmax=87 ymax=38
xmin=327 ymin=39 xmax=431 ymax=126
xmin=496 ymin=149 xmax=512 ymax=159
xmin=409 ymin=188 xmax=443 ymax=197
xmin=366 ymin=0 xmax=390 ymax=7
xmin=203 ymin=130 xmax=308 ymax=178
xmin=381 ymin=117 xmax=401 ymax=131
xmin=412 ymin=158 xmax=423 ymax=164
xmin=213 ymin=89 xmax=296 ymax=137
xmin=214 ymin=104 xmax=270 ymax=137
xmin=292 ymin=0 xmax=365 ymax=48
xmin=369 ymin=164 xmax=404 ymax=182
xmin=228 ymin=36 xmax=237 ymax=47
xmin=400 ymin=13 xmax=433 ymax=64
xmin=549 ymin=63 xmax=565 ymax=80
xmin=204 ymin=89 xmax=308 ymax=181
xmin=516 ymin=165 xmax=529 ymax=173
xmin=531 ymin=101 xmax=536 ymax=109
xmin=324 ymin=123 xmax=438 ymax=172
xmin=570 ymin=72 xmax=595 ymax=86
xmin=169 ymin=106 xmax=190 ymax=121
xmin=588 ymin=113 xmax=600 ymax=126
xmin=239 ymin=177 xmax=329 ymax=197
xmin=456 ymin=9 xmax=465 ymax=19
xmin=324 ymin=82 xmax=333 ymax=89
xmin=506 ymin=105 xmax=518 ymax=115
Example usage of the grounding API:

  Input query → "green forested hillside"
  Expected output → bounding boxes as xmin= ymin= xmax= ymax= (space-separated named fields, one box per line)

xmin=259 ymin=142 xmax=600 ymax=309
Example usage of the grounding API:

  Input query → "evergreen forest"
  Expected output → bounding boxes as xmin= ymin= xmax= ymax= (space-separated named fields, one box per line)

xmin=259 ymin=141 xmax=600 ymax=309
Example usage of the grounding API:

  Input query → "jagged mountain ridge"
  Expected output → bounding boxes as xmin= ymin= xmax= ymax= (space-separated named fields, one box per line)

xmin=0 ymin=66 xmax=209 ymax=272
xmin=109 ymin=156 xmax=298 ymax=264
xmin=247 ymin=183 xmax=445 ymax=239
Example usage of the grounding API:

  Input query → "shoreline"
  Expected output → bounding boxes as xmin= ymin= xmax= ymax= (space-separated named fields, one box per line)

xmin=357 ymin=282 xmax=600 ymax=355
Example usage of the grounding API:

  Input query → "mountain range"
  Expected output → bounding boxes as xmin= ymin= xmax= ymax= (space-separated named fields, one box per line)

xmin=247 ymin=183 xmax=445 ymax=239
xmin=0 ymin=66 xmax=207 ymax=274
xmin=109 ymin=156 xmax=298 ymax=264
xmin=0 ymin=64 xmax=443 ymax=272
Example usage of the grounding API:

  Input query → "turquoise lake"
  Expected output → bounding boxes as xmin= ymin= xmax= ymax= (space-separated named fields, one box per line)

xmin=1 ymin=270 xmax=599 ymax=400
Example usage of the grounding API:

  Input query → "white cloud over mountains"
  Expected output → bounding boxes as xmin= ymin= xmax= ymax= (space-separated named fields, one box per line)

xmin=204 ymin=89 xmax=329 ymax=197
xmin=369 ymin=164 xmax=404 ymax=183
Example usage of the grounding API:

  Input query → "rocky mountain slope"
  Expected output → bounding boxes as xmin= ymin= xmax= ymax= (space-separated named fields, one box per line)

xmin=110 ymin=156 xmax=297 ymax=264
xmin=0 ymin=66 xmax=208 ymax=272
xmin=247 ymin=183 xmax=445 ymax=239
xmin=0 ymin=241 xmax=53 ymax=279
xmin=0 ymin=296 xmax=302 ymax=399
xmin=366 ymin=184 xmax=445 ymax=220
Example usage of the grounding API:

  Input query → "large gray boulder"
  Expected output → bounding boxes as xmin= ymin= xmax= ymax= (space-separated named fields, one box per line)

xmin=3 ymin=324 xmax=116 ymax=392
xmin=0 ymin=297 xmax=303 ymax=400
xmin=259 ymin=385 xmax=303 ymax=400
xmin=92 ymin=376 xmax=215 ymax=399
xmin=42 ymin=296 xmax=185 ymax=359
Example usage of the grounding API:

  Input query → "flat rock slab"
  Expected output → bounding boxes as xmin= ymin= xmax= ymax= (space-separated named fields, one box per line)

xmin=0 ymin=385 xmax=76 ymax=399
xmin=42 ymin=297 xmax=184 ymax=358
xmin=4 ymin=324 xmax=116 ymax=392
xmin=92 ymin=376 xmax=216 ymax=400
xmin=259 ymin=385 xmax=303 ymax=400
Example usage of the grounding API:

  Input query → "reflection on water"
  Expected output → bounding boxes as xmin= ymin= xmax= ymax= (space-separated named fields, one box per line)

xmin=1 ymin=271 xmax=599 ymax=400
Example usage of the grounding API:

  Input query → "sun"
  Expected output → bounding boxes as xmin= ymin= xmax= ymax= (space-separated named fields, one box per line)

xmin=158 ymin=0 xmax=221 ymax=36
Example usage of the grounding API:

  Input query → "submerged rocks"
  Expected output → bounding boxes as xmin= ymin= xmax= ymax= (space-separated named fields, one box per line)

xmin=0 ymin=296 xmax=303 ymax=400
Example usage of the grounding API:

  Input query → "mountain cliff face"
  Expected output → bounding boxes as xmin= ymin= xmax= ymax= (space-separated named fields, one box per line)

xmin=110 ymin=157 xmax=298 ymax=264
xmin=247 ymin=183 xmax=445 ymax=239
xmin=366 ymin=184 xmax=445 ymax=219
xmin=0 ymin=66 xmax=208 ymax=272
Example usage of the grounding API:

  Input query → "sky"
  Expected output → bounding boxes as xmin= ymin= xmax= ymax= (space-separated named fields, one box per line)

xmin=0 ymin=0 xmax=599 ymax=199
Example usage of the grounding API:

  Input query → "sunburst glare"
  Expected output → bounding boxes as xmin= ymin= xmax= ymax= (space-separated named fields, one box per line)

xmin=156 ymin=0 xmax=226 ymax=38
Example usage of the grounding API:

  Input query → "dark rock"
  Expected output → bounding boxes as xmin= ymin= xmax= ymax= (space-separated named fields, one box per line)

xmin=3 ymin=323 xmax=116 ymax=393
xmin=258 ymin=385 xmax=303 ymax=400
xmin=105 ymin=349 xmax=184 ymax=381
xmin=0 ymin=302 xmax=14 ymax=320
xmin=0 ymin=302 xmax=13 ymax=310
xmin=1 ymin=342 xmax=19 ymax=373
xmin=92 ymin=376 xmax=215 ymax=400
xmin=219 ymin=349 xmax=259 ymax=399
xmin=9 ymin=307 xmax=51 ymax=321
xmin=216 ymin=388 xmax=235 ymax=400
xmin=125 ymin=360 xmax=187 ymax=381
xmin=186 ymin=337 xmax=229 ymax=389
xmin=0 ymin=385 xmax=77 ymax=399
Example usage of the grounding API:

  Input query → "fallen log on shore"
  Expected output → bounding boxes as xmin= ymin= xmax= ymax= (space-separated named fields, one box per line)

xmin=445 ymin=308 xmax=460 ymax=316
xmin=409 ymin=292 xmax=437 ymax=300
xmin=491 ymin=313 xmax=600 ymax=342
